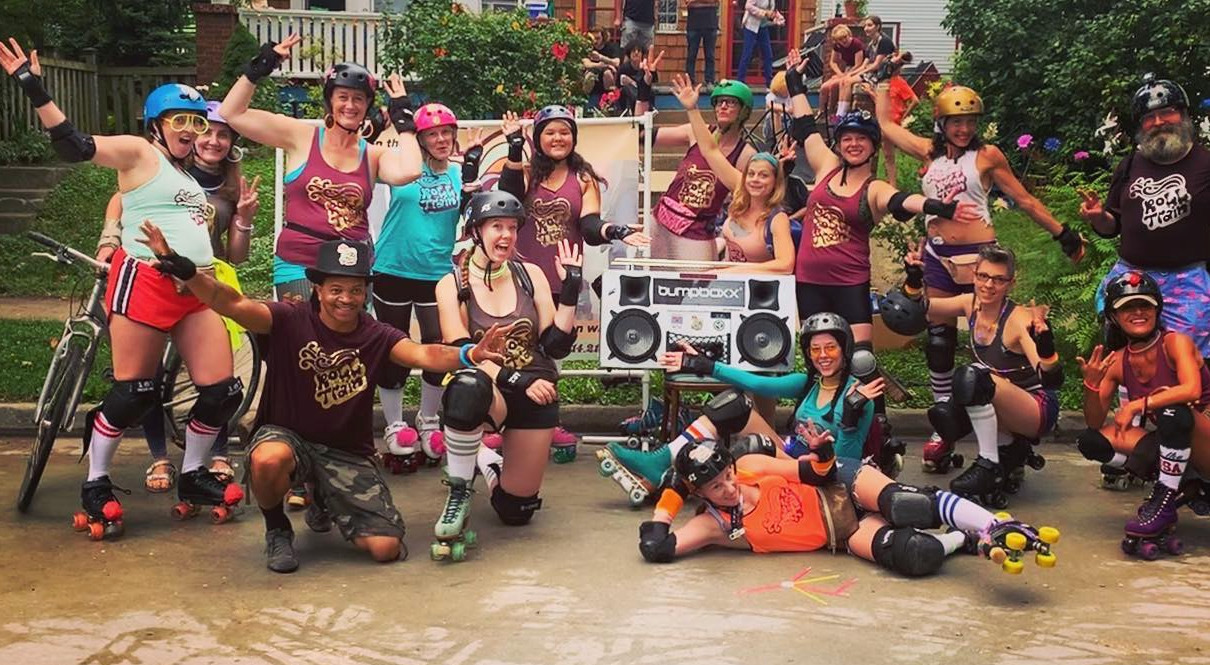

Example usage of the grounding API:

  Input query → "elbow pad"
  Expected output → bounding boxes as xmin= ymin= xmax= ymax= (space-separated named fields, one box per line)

xmin=887 ymin=191 xmax=916 ymax=222
xmin=1039 ymin=362 xmax=1064 ymax=390
xmin=639 ymin=521 xmax=677 ymax=563
xmin=48 ymin=121 xmax=96 ymax=163
xmin=842 ymin=391 xmax=870 ymax=430
xmin=790 ymin=115 xmax=818 ymax=143
xmin=538 ymin=324 xmax=577 ymax=359
xmin=497 ymin=167 xmax=526 ymax=200
xmin=461 ymin=144 xmax=484 ymax=185
xmin=579 ymin=213 xmax=609 ymax=245
xmin=922 ymin=197 xmax=958 ymax=220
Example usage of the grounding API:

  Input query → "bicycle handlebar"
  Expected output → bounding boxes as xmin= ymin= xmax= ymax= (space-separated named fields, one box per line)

xmin=26 ymin=231 xmax=108 ymax=273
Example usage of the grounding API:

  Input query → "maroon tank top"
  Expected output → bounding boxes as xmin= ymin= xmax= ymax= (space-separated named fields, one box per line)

xmin=518 ymin=169 xmax=583 ymax=298
xmin=1122 ymin=332 xmax=1210 ymax=408
xmin=277 ymin=127 xmax=374 ymax=265
xmin=795 ymin=167 xmax=875 ymax=285
xmin=654 ymin=133 xmax=746 ymax=241
xmin=466 ymin=266 xmax=557 ymax=380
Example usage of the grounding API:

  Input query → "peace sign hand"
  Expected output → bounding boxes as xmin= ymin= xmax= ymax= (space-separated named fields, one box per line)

xmin=236 ymin=175 xmax=261 ymax=221
xmin=640 ymin=48 xmax=665 ymax=84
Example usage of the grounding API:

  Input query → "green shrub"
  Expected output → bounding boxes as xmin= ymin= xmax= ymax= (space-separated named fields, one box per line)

xmin=0 ymin=127 xmax=55 ymax=165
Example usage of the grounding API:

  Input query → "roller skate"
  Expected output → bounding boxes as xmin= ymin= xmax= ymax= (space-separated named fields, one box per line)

xmin=1100 ymin=464 xmax=1144 ymax=491
xmin=921 ymin=433 xmax=964 ymax=473
xmin=1122 ymin=484 xmax=1183 ymax=560
xmin=482 ymin=431 xmax=503 ymax=450
xmin=949 ymin=456 xmax=1008 ymax=508
xmin=999 ymin=436 xmax=1045 ymax=495
xmin=417 ymin=414 xmax=445 ymax=467
xmin=873 ymin=415 xmax=905 ymax=479
xmin=172 ymin=468 xmax=244 ymax=524
xmin=431 ymin=477 xmax=477 ymax=562
xmin=1180 ymin=479 xmax=1210 ymax=516
xmin=551 ymin=426 xmax=578 ymax=464
xmin=596 ymin=441 xmax=672 ymax=507
xmin=619 ymin=399 xmax=691 ymax=441
xmin=72 ymin=476 xmax=128 ymax=541
xmin=382 ymin=421 xmax=422 ymax=474
xmin=966 ymin=512 xmax=1060 ymax=574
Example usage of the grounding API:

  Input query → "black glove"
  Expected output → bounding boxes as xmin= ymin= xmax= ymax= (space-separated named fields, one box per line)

xmin=461 ymin=144 xmax=484 ymax=185
xmin=1031 ymin=324 xmax=1056 ymax=358
xmin=681 ymin=353 xmax=716 ymax=377
xmin=12 ymin=62 xmax=52 ymax=108
xmin=388 ymin=95 xmax=415 ymax=134
xmin=245 ymin=42 xmax=283 ymax=84
xmin=636 ymin=74 xmax=654 ymax=103
xmin=785 ymin=64 xmax=806 ymax=97
xmin=638 ymin=520 xmax=677 ymax=563
xmin=363 ymin=108 xmax=390 ymax=143
xmin=841 ymin=390 xmax=870 ymax=429
xmin=1054 ymin=224 xmax=1082 ymax=259
xmin=604 ymin=224 xmax=636 ymax=242
xmin=558 ymin=265 xmax=582 ymax=307
xmin=506 ymin=132 xmax=525 ymax=162
xmin=496 ymin=367 xmax=541 ymax=394
xmin=904 ymin=261 xmax=925 ymax=290
xmin=922 ymin=197 xmax=958 ymax=220
xmin=154 ymin=252 xmax=197 ymax=281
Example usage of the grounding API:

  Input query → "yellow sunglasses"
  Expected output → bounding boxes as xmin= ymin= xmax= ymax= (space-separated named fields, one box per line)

xmin=164 ymin=112 xmax=210 ymax=135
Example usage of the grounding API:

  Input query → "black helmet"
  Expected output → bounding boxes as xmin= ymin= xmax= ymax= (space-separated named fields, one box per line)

xmin=673 ymin=439 xmax=734 ymax=490
xmin=833 ymin=109 xmax=881 ymax=147
xmin=1103 ymin=270 xmax=1162 ymax=349
xmin=800 ymin=312 xmax=854 ymax=361
xmin=466 ymin=191 xmax=526 ymax=230
xmin=879 ymin=289 xmax=929 ymax=336
xmin=1132 ymin=73 xmax=1188 ymax=122
xmin=305 ymin=239 xmax=374 ymax=284
xmin=322 ymin=62 xmax=378 ymax=106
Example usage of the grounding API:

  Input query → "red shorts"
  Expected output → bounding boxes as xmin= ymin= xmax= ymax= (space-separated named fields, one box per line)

xmin=105 ymin=248 xmax=207 ymax=332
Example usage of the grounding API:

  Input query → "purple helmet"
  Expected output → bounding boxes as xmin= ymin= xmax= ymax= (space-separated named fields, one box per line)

xmin=533 ymin=104 xmax=577 ymax=156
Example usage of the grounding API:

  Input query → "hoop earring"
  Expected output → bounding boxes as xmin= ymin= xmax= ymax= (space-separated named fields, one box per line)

xmin=226 ymin=145 xmax=245 ymax=163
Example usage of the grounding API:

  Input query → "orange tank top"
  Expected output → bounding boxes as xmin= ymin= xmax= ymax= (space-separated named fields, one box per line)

xmin=739 ymin=473 xmax=828 ymax=553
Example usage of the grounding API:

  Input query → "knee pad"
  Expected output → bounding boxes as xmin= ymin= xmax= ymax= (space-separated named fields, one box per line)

xmin=728 ymin=432 xmax=778 ymax=459
xmin=490 ymin=485 xmax=543 ymax=526
xmin=925 ymin=324 xmax=957 ymax=373
xmin=927 ymin=401 xmax=972 ymax=443
xmin=876 ymin=482 xmax=941 ymax=529
xmin=702 ymin=389 xmax=753 ymax=440
xmin=190 ymin=377 xmax=244 ymax=428
xmin=871 ymin=526 xmax=946 ymax=577
xmin=1155 ymin=404 xmax=1194 ymax=449
xmin=851 ymin=342 xmax=879 ymax=384
xmin=952 ymin=364 xmax=995 ymax=406
xmin=1126 ymin=432 xmax=1161 ymax=479
xmin=1077 ymin=429 xmax=1115 ymax=463
xmin=98 ymin=378 xmax=160 ymax=430
xmin=420 ymin=370 xmax=445 ymax=388
xmin=442 ymin=369 xmax=493 ymax=431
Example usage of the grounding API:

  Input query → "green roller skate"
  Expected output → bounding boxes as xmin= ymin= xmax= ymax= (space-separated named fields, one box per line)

xmin=432 ymin=477 xmax=477 ymax=562
xmin=596 ymin=441 xmax=673 ymax=507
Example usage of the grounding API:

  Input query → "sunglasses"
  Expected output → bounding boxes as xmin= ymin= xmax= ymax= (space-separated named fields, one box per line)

xmin=164 ymin=113 xmax=209 ymax=135
xmin=974 ymin=271 xmax=1011 ymax=286
xmin=808 ymin=344 xmax=841 ymax=358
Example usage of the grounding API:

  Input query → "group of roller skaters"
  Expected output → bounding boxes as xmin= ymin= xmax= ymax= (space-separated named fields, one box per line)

xmin=3 ymin=14 xmax=1206 ymax=575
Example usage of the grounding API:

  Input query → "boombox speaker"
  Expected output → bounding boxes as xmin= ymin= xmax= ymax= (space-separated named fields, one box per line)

xmin=600 ymin=269 xmax=798 ymax=370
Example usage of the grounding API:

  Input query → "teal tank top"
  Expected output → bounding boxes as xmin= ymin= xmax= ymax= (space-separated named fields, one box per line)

xmin=121 ymin=150 xmax=214 ymax=267
xmin=374 ymin=162 xmax=462 ymax=281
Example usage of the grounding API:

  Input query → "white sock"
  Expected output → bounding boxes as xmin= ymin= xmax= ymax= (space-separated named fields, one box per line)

xmin=443 ymin=427 xmax=481 ymax=481
xmin=477 ymin=445 xmax=504 ymax=490
xmin=182 ymin=419 xmax=221 ymax=473
xmin=1159 ymin=444 xmax=1191 ymax=491
xmin=87 ymin=412 xmax=123 ymax=481
xmin=379 ymin=386 xmax=404 ymax=429
xmin=965 ymin=404 xmax=999 ymax=463
xmin=934 ymin=490 xmax=995 ymax=532
xmin=1106 ymin=452 xmax=1128 ymax=468
xmin=930 ymin=370 xmax=953 ymax=403
xmin=932 ymin=530 xmax=967 ymax=555
xmin=419 ymin=381 xmax=442 ymax=420
xmin=667 ymin=421 xmax=714 ymax=459
xmin=836 ymin=100 xmax=850 ymax=116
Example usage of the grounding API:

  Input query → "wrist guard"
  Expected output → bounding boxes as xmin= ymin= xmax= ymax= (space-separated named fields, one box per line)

xmin=922 ymin=197 xmax=958 ymax=220
xmin=785 ymin=66 xmax=806 ymax=97
xmin=155 ymin=252 xmax=197 ymax=281
xmin=461 ymin=144 xmax=484 ymax=184
xmin=682 ymin=354 xmax=716 ymax=377
xmin=14 ymin=62 xmax=52 ymax=108
xmin=1054 ymin=224 xmax=1081 ymax=258
xmin=388 ymin=96 xmax=415 ymax=134
xmin=507 ymin=133 xmax=525 ymax=162
xmin=245 ymin=42 xmax=283 ymax=83
xmin=558 ymin=265 xmax=583 ymax=307
xmin=1031 ymin=326 xmax=1056 ymax=358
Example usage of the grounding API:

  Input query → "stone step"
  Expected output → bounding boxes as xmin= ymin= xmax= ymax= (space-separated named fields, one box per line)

xmin=0 ymin=165 xmax=73 ymax=190
xmin=0 ymin=197 xmax=42 ymax=214
xmin=0 ymin=212 xmax=35 ymax=234
xmin=0 ymin=188 xmax=54 ymax=198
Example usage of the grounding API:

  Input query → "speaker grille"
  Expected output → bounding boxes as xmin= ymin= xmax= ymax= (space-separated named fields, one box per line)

xmin=736 ymin=313 xmax=791 ymax=368
xmin=605 ymin=309 xmax=661 ymax=363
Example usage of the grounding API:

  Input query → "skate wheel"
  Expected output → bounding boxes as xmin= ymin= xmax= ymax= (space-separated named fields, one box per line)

xmin=1165 ymin=537 xmax=1183 ymax=556
xmin=628 ymin=488 xmax=647 ymax=506
xmin=1138 ymin=541 xmax=1159 ymax=561
xmin=994 ymin=511 xmax=1012 ymax=522
xmin=1001 ymin=558 xmax=1024 ymax=575
xmin=210 ymin=505 xmax=231 ymax=524
xmin=1004 ymin=532 xmax=1027 ymax=552
xmin=106 ymin=520 xmax=124 ymax=539
xmin=1037 ymin=526 xmax=1060 ymax=544
xmin=1121 ymin=537 xmax=1138 ymax=555
xmin=1035 ymin=552 xmax=1056 ymax=568
xmin=87 ymin=521 xmax=105 ymax=541
xmin=464 ymin=530 xmax=477 ymax=549
xmin=431 ymin=542 xmax=450 ymax=561
xmin=625 ymin=437 xmax=642 ymax=450
xmin=987 ymin=546 xmax=1007 ymax=565
xmin=450 ymin=541 xmax=467 ymax=562
xmin=171 ymin=503 xmax=193 ymax=520
xmin=952 ymin=454 xmax=965 ymax=468
xmin=599 ymin=457 xmax=617 ymax=476
xmin=72 ymin=512 xmax=89 ymax=531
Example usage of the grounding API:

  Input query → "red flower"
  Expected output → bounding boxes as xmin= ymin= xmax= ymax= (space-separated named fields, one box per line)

xmin=451 ymin=2 xmax=464 ymax=13
xmin=529 ymin=90 xmax=537 ymax=103
xmin=551 ymin=42 xmax=569 ymax=62
xmin=433 ymin=47 xmax=447 ymax=58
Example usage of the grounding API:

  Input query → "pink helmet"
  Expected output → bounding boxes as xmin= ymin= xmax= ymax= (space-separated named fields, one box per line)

xmin=415 ymin=103 xmax=458 ymax=133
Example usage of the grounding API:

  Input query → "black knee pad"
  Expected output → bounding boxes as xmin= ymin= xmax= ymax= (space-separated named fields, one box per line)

xmin=728 ymin=432 xmax=778 ymax=459
xmin=491 ymin=485 xmax=543 ymax=526
xmin=420 ymin=370 xmax=446 ymax=388
xmin=1077 ymin=428 xmax=1114 ymax=463
xmin=876 ymin=482 xmax=941 ymax=529
xmin=190 ymin=377 xmax=244 ymax=428
xmin=952 ymin=364 xmax=995 ymax=406
xmin=1155 ymin=404 xmax=1193 ymax=449
xmin=702 ymin=389 xmax=753 ymax=440
xmin=98 ymin=378 xmax=160 ymax=429
xmin=871 ymin=526 xmax=946 ymax=577
xmin=442 ymin=369 xmax=493 ymax=431
xmin=927 ymin=401 xmax=972 ymax=443
xmin=1126 ymin=432 xmax=1161 ymax=479
xmin=925 ymin=324 xmax=957 ymax=373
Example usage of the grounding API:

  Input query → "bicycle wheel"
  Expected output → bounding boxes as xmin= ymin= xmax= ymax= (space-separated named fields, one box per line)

xmin=18 ymin=339 xmax=86 ymax=512
xmin=162 ymin=331 xmax=261 ymax=449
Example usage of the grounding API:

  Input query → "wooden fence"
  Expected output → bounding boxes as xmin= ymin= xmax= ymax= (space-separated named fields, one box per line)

xmin=239 ymin=9 xmax=385 ymax=79
xmin=0 ymin=53 xmax=196 ymax=139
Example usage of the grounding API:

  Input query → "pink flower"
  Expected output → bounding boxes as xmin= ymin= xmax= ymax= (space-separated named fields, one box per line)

xmin=1017 ymin=134 xmax=1033 ymax=150
xmin=1073 ymin=150 xmax=1090 ymax=161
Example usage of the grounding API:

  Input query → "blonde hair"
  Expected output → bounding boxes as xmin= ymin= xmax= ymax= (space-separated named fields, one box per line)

xmin=832 ymin=24 xmax=852 ymax=40
xmin=728 ymin=156 xmax=786 ymax=221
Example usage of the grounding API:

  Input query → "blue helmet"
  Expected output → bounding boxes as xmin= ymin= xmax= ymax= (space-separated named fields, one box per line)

xmin=143 ymin=83 xmax=206 ymax=129
xmin=833 ymin=110 xmax=881 ymax=146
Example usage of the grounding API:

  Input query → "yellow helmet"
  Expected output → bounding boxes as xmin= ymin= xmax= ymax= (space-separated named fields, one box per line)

xmin=770 ymin=71 xmax=788 ymax=99
xmin=933 ymin=85 xmax=984 ymax=119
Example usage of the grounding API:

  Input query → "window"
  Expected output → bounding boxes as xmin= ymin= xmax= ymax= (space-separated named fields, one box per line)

xmin=657 ymin=0 xmax=678 ymax=32
xmin=482 ymin=0 xmax=520 ymax=12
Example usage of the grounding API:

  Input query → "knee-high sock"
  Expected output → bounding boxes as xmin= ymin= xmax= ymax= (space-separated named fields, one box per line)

xmin=379 ymin=386 xmax=404 ymax=428
xmin=477 ymin=445 xmax=504 ymax=491
xmin=930 ymin=529 xmax=968 ymax=555
xmin=930 ymin=369 xmax=954 ymax=403
xmin=668 ymin=420 xmax=714 ymax=459
xmin=1159 ymin=443 xmax=1191 ymax=491
xmin=418 ymin=381 xmax=442 ymax=420
xmin=935 ymin=490 xmax=996 ymax=532
xmin=965 ymin=404 xmax=999 ymax=463
xmin=87 ymin=412 xmax=123 ymax=481
xmin=182 ymin=419 xmax=220 ymax=473
xmin=443 ymin=426 xmax=481 ymax=481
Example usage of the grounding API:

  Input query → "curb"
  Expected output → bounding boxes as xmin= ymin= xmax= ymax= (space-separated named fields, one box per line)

xmin=0 ymin=402 xmax=1082 ymax=442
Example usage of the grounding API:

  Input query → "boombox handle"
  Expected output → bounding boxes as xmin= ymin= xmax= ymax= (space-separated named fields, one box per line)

xmin=612 ymin=258 xmax=747 ymax=269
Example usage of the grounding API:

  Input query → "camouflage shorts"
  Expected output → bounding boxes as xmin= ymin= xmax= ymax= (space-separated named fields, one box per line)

xmin=250 ymin=425 xmax=405 ymax=541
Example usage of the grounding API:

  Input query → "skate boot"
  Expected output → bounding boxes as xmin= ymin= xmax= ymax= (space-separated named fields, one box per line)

xmin=875 ymin=415 xmax=905 ymax=478
xmin=596 ymin=441 xmax=672 ymax=506
xmin=417 ymin=414 xmax=445 ymax=467
xmin=72 ymin=476 xmax=128 ymax=541
xmin=965 ymin=511 xmax=1060 ymax=574
xmin=999 ymin=435 xmax=1045 ymax=495
xmin=949 ymin=456 xmax=1008 ymax=508
xmin=1180 ymin=479 xmax=1210 ymax=516
xmin=921 ymin=433 xmax=964 ymax=473
xmin=432 ymin=477 xmax=477 ymax=562
xmin=173 ymin=468 xmax=245 ymax=523
xmin=1100 ymin=464 xmax=1137 ymax=491
xmin=1122 ymin=484 xmax=1183 ymax=560
xmin=383 ymin=421 xmax=422 ymax=474
xmin=551 ymin=426 xmax=578 ymax=464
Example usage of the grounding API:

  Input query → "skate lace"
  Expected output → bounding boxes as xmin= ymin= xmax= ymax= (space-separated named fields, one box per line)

xmin=441 ymin=481 xmax=473 ymax=521
xmin=1139 ymin=486 xmax=1175 ymax=522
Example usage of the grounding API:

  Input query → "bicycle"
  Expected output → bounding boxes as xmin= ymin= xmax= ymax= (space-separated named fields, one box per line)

xmin=18 ymin=232 xmax=262 ymax=512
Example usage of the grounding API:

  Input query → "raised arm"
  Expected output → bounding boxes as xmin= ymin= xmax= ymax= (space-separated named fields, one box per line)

xmin=984 ymin=145 xmax=1085 ymax=262
xmin=496 ymin=111 xmax=528 ymax=200
xmin=372 ymin=74 xmax=422 ymax=186
xmin=869 ymin=82 xmax=931 ymax=160
xmin=670 ymin=74 xmax=742 ymax=190
xmin=784 ymin=48 xmax=839 ymax=177
xmin=218 ymin=35 xmax=313 ymax=154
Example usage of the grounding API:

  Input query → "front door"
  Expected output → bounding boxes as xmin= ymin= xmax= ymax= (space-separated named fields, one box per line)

xmin=724 ymin=0 xmax=796 ymax=85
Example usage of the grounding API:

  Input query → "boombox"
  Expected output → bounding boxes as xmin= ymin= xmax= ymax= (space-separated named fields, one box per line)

xmin=599 ymin=269 xmax=798 ymax=371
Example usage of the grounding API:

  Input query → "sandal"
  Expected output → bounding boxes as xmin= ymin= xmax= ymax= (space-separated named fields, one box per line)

xmin=209 ymin=456 xmax=235 ymax=483
xmin=145 ymin=458 xmax=178 ymax=494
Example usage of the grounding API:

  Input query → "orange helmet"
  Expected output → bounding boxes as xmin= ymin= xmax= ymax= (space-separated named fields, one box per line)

xmin=933 ymin=85 xmax=984 ymax=119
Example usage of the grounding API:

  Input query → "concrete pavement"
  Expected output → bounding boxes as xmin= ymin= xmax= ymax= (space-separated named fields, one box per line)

xmin=0 ymin=436 xmax=1208 ymax=664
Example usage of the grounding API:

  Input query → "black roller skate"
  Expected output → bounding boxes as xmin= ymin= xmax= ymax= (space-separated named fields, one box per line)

xmin=999 ymin=436 xmax=1045 ymax=495
xmin=873 ymin=415 xmax=906 ymax=479
xmin=1179 ymin=479 xmax=1210 ymax=516
xmin=1122 ymin=484 xmax=1182 ymax=560
xmin=949 ymin=456 xmax=1008 ymax=508
xmin=964 ymin=512 xmax=1060 ymax=574
xmin=172 ymin=468 xmax=244 ymax=524
xmin=72 ymin=476 xmax=129 ymax=541
xmin=1100 ymin=464 xmax=1137 ymax=491
xmin=921 ymin=433 xmax=964 ymax=474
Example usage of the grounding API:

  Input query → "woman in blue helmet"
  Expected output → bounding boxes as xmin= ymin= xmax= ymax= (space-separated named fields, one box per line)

xmin=1 ymin=40 xmax=244 ymax=538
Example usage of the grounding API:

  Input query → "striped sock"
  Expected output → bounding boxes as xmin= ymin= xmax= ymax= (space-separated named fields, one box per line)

xmin=87 ymin=411 xmax=123 ymax=481
xmin=183 ymin=418 xmax=221 ymax=473
xmin=443 ymin=427 xmax=482 ymax=481
xmin=935 ymin=490 xmax=995 ymax=532
xmin=929 ymin=370 xmax=953 ymax=403
xmin=668 ymin=420 xmax=714 ymax=459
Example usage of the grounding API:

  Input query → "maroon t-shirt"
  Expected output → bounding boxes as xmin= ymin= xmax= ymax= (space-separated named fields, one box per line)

xmin=256 ymin=300 xmax=407 ymax=458
xmin=832 ymin=37 xmax=865 ymax=69
xmin=1107 ymin=143 xmax=1210 ymax=268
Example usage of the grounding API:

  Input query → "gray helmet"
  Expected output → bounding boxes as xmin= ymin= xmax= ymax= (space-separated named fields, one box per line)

xmin=466 ymin=190 xmax=525 ymax=230
xmin=800 ymin=312 xmax=854 ymax=361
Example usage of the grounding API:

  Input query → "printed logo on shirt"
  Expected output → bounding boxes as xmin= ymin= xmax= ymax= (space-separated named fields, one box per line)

xmin=679 ymin=165 xmax=718 ymax=211
xmin=1129 ymin=173 xmax=1191 ymax=230
xmin=297 ymin=341 xmax=368 ymax=409
xmin=476 ymin=318 xmax=536 ymax=369
xmin=417 ymin=172 xmax=459 ymax=214
xmin=175 ymin=189 xmax=209 ymax=227
xmin=306 ymin=177 xmax=368 ymax=233
xmin=526 ymin=196 xmax=572 ymax=247
xmin=922 ymin=161 xmax=968 ymax=205
xmin=810 ymin=203 xmax=851 ymax=249
xmin=762 ymin=484 xmax=805 ymax=535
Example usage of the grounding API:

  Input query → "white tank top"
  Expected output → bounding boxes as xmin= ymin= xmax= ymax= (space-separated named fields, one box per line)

xmin=921 ymin=149 xmax=991 ymax=224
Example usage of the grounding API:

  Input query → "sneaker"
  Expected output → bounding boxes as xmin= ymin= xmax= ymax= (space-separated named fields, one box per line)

xmin=265 ymin=528 xmax=299 ymax=573
xmin=304 ymin=495 xmax=332 ymax=533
